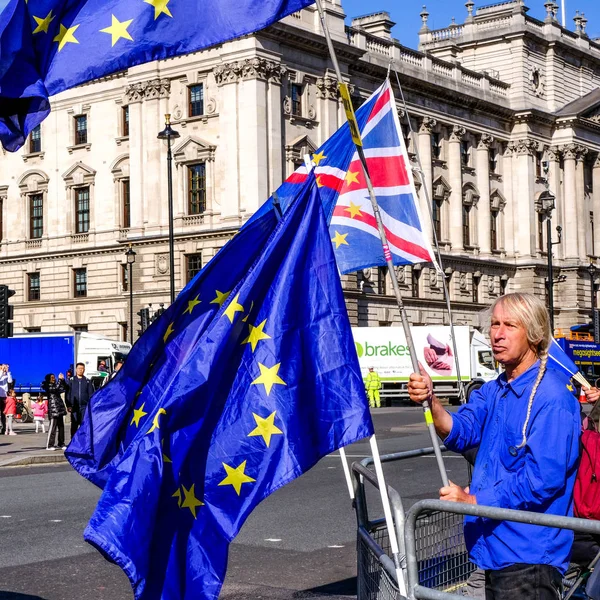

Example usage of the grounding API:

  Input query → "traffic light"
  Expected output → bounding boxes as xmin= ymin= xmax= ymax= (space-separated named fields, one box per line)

xmin=0 ymin=285 xmax=15 ymax=338
xmin=137 ymin=307 xmax=150 ymax=337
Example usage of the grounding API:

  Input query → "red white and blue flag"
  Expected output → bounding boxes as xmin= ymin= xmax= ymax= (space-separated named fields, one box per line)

xmin=272 ymin=79 xmax=436 ymax=274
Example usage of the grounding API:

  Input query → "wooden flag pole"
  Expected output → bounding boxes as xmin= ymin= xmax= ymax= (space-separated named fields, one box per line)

xmin=313 ymin=0 xmax=449 ymax=489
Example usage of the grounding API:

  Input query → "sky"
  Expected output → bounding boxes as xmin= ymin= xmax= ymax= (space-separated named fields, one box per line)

xmin=340 ymin=0 xmax=600 ymax=48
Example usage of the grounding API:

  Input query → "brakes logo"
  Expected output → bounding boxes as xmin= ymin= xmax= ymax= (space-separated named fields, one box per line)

xmin=354 ymin=341 xmax=408 ymax=357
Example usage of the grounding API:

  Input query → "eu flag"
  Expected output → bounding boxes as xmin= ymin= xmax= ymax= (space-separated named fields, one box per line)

xmin=0 ymin=0 xmax=315 ymax=151
xmin=68 ymin=173 xmax=373 ymax=599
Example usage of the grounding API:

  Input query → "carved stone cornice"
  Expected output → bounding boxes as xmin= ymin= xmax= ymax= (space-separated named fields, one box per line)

xmin=594 ymin=154 xmax=600 ymax=169
xmin=316 ymin=76 xmax=338 ymax=100
xmin=477 ymin=133 xmax=494 ymax=150
xmin=125 ymin=78 xmax=170 ymax=102
xmin=562 ymin=143 xmax=588 ymax=162
xmin=508 ymin=138 xmax=537 ymax=156
xmin=449 ymin=125 xmax=466 ymax=142
xmin=419 ymin=117 xmax=437 ymax=134
xmin=213 ymin=58 xmax=287 ymax=86
xmin=546 ymin=146 xmax=561 ymax=162
xmin=0 ymin=185 xmax=7 ymax=201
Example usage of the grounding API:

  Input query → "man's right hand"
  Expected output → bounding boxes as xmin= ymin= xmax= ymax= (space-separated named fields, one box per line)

xmin=408 ymin=367 xmax=434 ymax=404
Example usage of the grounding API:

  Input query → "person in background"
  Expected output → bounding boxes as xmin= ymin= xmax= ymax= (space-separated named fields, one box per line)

xmin=42 ymin=373 xmax=67 ymax=450
xmin=32 ymin=395 xmax=48 ymax=434
xmin=66 ymin=362 xmax=94 ymax=437
xmin=408 ymin=293 xmax=580 ymax=600
xmin=365 ymin=366 xmax=382 ymax=409
xmin=102 ymin=360 xmax=123 ymax=387
xmin=0 ymin=363 xmax=12 ymax=434
xmin=98 ymin=360 xmax=108 ymax=373
xmin=3 ymin=388 xmax=16 ymax=435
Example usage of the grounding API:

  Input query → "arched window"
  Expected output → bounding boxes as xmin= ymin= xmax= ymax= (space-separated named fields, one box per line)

xmin=432 ymin=176 xmax=451 ymax=243
xmin=490 ymin=189 xmax=506 ymax=253
xmin=462 ymin=184 xmax=480 ymax=250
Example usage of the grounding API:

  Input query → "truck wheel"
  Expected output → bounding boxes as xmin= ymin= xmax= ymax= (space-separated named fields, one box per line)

xmin=466 ymin=382 xmax=483 ymax=403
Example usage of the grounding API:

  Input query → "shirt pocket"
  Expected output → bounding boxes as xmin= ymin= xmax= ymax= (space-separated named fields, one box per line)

xmin=499 ymin=426 xmax=526 ymax=472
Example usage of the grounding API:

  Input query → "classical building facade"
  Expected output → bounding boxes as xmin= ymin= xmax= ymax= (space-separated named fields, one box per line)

xmin=1 ymin=0 xmax=599 ymax=339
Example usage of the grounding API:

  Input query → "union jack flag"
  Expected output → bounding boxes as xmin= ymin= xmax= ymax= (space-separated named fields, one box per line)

xmin=274 ymin=79 xmax=436 ymax=274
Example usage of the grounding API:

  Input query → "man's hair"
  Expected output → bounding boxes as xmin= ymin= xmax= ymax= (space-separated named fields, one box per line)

xmin=487 ymin=293 xmax=551 ymax=448
xmin=76 ymin=362 xmax=85 ymax=368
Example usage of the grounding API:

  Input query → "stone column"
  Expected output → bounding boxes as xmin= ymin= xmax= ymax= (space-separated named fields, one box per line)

xmin=575 ymin=146 xmax=588 ymax=260
xmin=448 ymin=125 xmax=465 ymax=251
xmin=266 ymin=65 xmax=286 ymax=195
xmin=417 ymin=117 xmax=436 ymax=244
xmin=476 ymin=134 xmax=493 ymax=255
xmin=316 ymin=75 xmax=339 ymax=145
xmin=593 ymin=155 xmax=600 ymax=258
xmin=511 ymin=139 xmax=537 ymax=257
xmin=501 ymin=143 xmax=515 ymax=256
xmin=546 ymin=147 xmax=563 ymax=258
xmin=562 ymin=144 xmax=579 ymax=260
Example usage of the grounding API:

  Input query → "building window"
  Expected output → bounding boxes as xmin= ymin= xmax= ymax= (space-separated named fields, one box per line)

xmin=461 ymin=141 xmax=470 ymax=167
xmin=462 ymin=204 xmax=471 ymax=247
xmin=431 ymin=132 xmax=441 ymax=160
xmin=75 ymin=115 xmax=87 ymax=145
xmin=412 ymin=268 xmax=420 ymax=298
xmin=186 ymin=253 xmax=203 ymax=283
xmin=538 ymin=213 xmax=545 ymax=252
xmin=489 ymin=147 xmax=497 ymax=174
xmin=188 ymin=164 xmax=206 ymax=215
xmin=75 ymin=187 xmax=90 ymax=233
xmin=122 ymin=179 xmax=130 ymax=228
xmin=401 ymin=123 xmax=411 ymax=152
xmin=591 ymin=211 xmax=595 ymax=256
xmin=120 ymin=322 xmax=128 ymax=342
xmin=377 ymin=266 xmax=387 ymax=296
xmin=491 ymin=209 xmax=499 ymax=252
xmin=27 ymin=273 xmax=40 ymax=301
xmin=472 ymin=276 xmax=479 ymax=304
xmin=121 ymin=264 xmax=129 ymax=292
xmin=74 ymin=268 xmax=87 ymax=298
xmin=30 ymin=125 xmax=41 ymax=153
xmin=72 ymin=324 xmax=88 ymax=332
xmin=535 ymin=151 xmax=544 ymax=179
xmin=290 ymin=83 xmax=302 ymax=117
xmin=500 ymin=277 xmax=508 ymax=295
xmin=30 ymin=193 xmax=43 ymax=239
xmin=432 ymin=199 xmax=442 ymax=241
xmin=25 ymin=327 xmax=41 ymax=333
xmin=122 ymin=106 xmax=129 ymax=137
xmin=188 ymin=84 xmax=204 ymax=117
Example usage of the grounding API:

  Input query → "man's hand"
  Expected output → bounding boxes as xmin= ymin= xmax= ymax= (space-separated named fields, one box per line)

xmin=440 ymin=481 xmax=477 ymax=504
xmin=585 ymin=387 xmax=600 ymax=403
xmin=407 ymin=367 xmax=434 ymax=404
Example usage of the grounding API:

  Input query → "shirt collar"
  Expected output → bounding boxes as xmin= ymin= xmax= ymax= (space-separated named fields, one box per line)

xmin=497 ymin=360 xmax=541 ymax=398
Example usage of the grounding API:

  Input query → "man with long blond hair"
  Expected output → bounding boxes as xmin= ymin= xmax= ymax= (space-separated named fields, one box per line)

xmin=408 ymin=293 xmax=581 ymax=599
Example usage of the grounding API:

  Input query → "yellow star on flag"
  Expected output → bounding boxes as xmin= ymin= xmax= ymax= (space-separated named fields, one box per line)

xmin=331 ymin=231 xmax=349 ymax=249
xmin=181 ymin=484 xmax=204 ymax=518
xmin=53 ymin=23 xmax=80 ymax=51
xmin=130 ymin=403 xmax=148 ymax=428
xmin=144 ymin=0 xmax=173 ymax=19
xmin=312 ymin=151 xmax=327 ymax=166
xmin=172 ymin=488 xmax=182 ymax=507
xmin=251 ymin=362 xmax=287 ymax=396
xmin=184 ymin=295 xmax=201 ymax=315
xmin=344 ymin=201 xmax=363 ymax=219
xmin=162 ymin=439 xmax=172 ymax=463
xmin=218 ymin=461 xmax=256 ymax=496
xmin=211 ymin=289 xmax=230 ymax=307
xmin=223 ymin=293 xmax=244 ymax=323
xmin=242 ymin=319 xmax=271 ymax=352
xmin=163 ymin=322 xmax=175 ymax=344
xmin=316 ymin=176 xmax=324 ymax=188
xmin=345 ymin=170 xmax=360 ymax=185
xmin=32 ymin=10 xmax=55 ymax=34
xmin=248 ymin=411 xmax=283 ymax=448
xmin=147 ymin=408 xmax=167 ymax=434
xmin=100 ymin=15 xmax=134 ymax=47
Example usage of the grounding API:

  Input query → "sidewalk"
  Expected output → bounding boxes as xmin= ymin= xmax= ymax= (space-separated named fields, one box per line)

xmin=0 ymin=419 xmax=70 ymax=468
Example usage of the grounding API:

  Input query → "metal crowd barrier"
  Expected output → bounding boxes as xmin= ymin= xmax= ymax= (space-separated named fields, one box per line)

xmin=353 ymin=447 xmax=600 ymax=600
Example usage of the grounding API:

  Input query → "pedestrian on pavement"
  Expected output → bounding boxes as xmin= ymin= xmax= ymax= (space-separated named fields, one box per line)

xmin=42 ymin=373 xmax=67 ymax=450
xmin=66 ymin=362 xmax=94 ymax=437
xmin=101 ymin=360 xmax=123 ymax=387
xmin=365 ymin=366 xmax=382 ymax=408
xmin=98 ymin=360 xmax=108 ymax=373
xmin=3 ymin=388 xmax=17 ymax=435
xmin=408 ymin=293 xmax=581 ymax=600
xmin=32 ymin=395 xmax=48 ymax=434
xmin=0 ymin=363 xmax=12 ymax=434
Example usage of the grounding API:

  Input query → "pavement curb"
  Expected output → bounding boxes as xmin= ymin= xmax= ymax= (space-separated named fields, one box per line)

xmin=0 ymin=453 xmax=69 ymax=468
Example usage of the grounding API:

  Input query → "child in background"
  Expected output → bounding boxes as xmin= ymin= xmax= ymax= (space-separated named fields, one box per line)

xmin=3 ymin=389 xmax=17 ymax=435
xmin=32 ymin=395 xmax=47 ymax=434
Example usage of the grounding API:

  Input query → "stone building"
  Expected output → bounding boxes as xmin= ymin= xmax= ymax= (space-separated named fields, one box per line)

xmin=0 ymin=0 xmax=599 ymax=340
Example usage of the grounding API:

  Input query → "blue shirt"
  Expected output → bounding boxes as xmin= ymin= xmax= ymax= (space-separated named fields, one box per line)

xmin=444 ymin=362 xmax=580 ymax=573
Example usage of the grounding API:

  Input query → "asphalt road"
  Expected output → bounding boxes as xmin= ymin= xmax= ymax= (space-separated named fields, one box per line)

xmin=0 ymin=407 xmax=467 ymax=600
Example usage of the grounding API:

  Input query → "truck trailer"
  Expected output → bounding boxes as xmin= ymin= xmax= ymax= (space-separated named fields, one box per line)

xmin=0 ymin=332 xmax=131 ymax=395
xmin=351 ymin=325 xmax=497 ymax=404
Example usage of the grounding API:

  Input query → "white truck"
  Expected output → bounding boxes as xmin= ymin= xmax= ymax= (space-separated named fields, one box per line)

xmin=352 ymin=325 xmax=497 ymax=404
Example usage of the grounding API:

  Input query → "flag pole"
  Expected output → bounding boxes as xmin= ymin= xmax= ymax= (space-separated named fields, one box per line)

xmin=391 ymin=64 xmax=466 ymax=405
xmin=313 ymin=0 xmax=449 ymax=488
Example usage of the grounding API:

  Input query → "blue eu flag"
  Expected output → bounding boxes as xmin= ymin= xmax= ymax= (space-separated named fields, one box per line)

xmin=68 ymin=174 xmax=373 ymax=599
xmin=0 ymin=0 xmax=315 ymax=151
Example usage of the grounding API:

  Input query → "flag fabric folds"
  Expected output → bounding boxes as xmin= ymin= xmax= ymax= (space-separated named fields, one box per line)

xmin=273 ymin=79 xmax=436 ymax=274
xmin=547 ymin=337 xmax=579 ymax=379
xmin=0 ymin=0 xmax=315 ymax=151
xmin=68 ymin=173 xmax=373 ymax=599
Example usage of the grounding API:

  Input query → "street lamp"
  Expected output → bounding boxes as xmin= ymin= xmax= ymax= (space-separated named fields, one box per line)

xmin=587 ymin=260 xmax=598 ymax=340
xmin=125 ymin=244 xmax=136 ymax=346
xmin=539 ymin=190 xmax=559 ymax=331
xmin=157 ymin=114 xmax=180 ymax=304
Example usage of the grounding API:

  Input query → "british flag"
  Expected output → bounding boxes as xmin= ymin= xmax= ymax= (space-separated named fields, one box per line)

xmin=273 ymin=79 xmax=436 ymax=274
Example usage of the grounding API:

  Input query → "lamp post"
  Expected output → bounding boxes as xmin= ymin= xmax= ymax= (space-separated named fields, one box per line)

xmin=587 ymin=261 xmax=598 ymax=341
xmin=539 ymin=190 xmax=558 ymax=331
xmin=125 ymin=245 xmax=136 ymax=346
xmin=157 ymin=114 xmax=180 ymax=304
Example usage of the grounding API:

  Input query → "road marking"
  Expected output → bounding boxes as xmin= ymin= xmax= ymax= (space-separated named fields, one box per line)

xmin=264 ymin=538 xmax=282 ymax=542
xmin=328 ymin=545 xmax=345 ymax=548
xmin=327 ymin=466 xmax=336 ymax=469
xmin=0 ymin=515 xmax=11 ymax=518
xmin=49 ymin=519 xmax=62 ymax=523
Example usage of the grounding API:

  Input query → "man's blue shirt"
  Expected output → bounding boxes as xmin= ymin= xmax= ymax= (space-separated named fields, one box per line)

xmin=444 ymin=362 xmax=580 ymax=573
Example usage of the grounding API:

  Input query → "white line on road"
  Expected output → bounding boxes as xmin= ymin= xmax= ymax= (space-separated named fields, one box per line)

xmin=0 ymin=515 xmax=11 ymax=518
xmin=49 ymin=519 xmax=62 ymax=523
xmin=264 ymin=538 xmax=282 ymax=542
xmin=328 ymin=545 xmax=345 ymax=548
